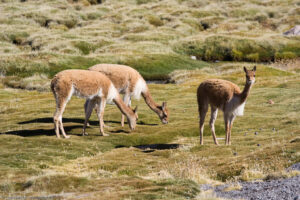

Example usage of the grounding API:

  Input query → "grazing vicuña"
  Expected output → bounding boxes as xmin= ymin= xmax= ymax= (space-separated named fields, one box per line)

xmin=51 ymin=69 xmax=138 ymax=138
xmin=85 ymin=64 xmax=168 ymax=126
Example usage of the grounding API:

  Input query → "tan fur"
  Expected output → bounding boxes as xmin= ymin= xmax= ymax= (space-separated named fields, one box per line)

xmin=89 ymin=64 xmax=141 ymax=95
xmin=51 ymin=69 xmax=137 ymax=138
xmin=197 ymin=66 xmax=256 ymax=145
xmin=87 ymin=64 xmax=169 ymax=125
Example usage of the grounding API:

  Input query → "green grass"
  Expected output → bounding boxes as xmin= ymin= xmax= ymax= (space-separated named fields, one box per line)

xmin=174 ymin=36 xmax=300 ymax=62
xmin=0 ymin=0 xmax=299 ymax=198
xmin=0 ymin=64 xmax=299 ymax=198
xmin=0 ymin=53 xmax=208 ymax=90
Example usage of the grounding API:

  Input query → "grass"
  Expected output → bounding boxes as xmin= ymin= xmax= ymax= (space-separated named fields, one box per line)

xmin=0 ymin=63 xmax=299 ymax=199
xmin=0 ymin=0 xmax=299 ymax=88
xmin=0 ymin=0 xmax=299 ymax=199
xmin=174 ymin=36 xmax=300 ymax=62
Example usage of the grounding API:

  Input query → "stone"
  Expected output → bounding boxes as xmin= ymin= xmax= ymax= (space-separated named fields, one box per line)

xmin=284 ymin=25 xmax=300 ymax=36
xmin=268 ymin=99 xmax=274 ymax=104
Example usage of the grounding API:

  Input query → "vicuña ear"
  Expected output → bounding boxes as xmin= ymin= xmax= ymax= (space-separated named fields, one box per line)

xmin=134 ymin=106 xmax=138 ymax=113
xmin=243 ymin=66 xmax=247 ymax=73
xmin=162 ymin=102 xmax=167 ymax=110
xmin=253 ymin=66 xmax=256 ymax=71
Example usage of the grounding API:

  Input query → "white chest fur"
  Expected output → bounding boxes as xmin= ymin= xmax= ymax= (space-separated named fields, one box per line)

xmin=107 ymin=83 xmax=118 ymax=103
xmin=132 ymin=78 xmax=147 ymax=100
xmin=233 ymin=102 xmax=245 ymax=116
xmin=226 ymin=96 xmax=246 ymax=116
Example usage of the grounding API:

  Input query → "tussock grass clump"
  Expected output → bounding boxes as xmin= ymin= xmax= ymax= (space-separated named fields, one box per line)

xmin=175 ymin=36 xmax=300 ymax=62
xmin=148 ymin=15 xmax=164 ymax=26
xmin=73 ymin=41 xmax=97 ymax=55
xmin=136 ymin=0 xmax=156 ymax=5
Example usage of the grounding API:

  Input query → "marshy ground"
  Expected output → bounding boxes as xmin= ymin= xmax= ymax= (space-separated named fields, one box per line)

xmin=0 ymin=0 xmax=299 ymax=199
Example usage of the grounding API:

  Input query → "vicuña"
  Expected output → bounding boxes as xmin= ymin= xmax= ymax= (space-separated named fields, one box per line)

xmin=85 ymin=64 xmax=168 ymax=126
xmin=197 ymin=66 xmax=256 ymax=145
xmin=51 ymin=69 xmax=138 ymax=138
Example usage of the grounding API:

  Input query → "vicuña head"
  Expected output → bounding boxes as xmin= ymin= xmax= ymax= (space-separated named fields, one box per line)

xmin=158 ymin=102 xmax=168 ymax=124
xmin=127 ymin=106 xmax=138 ymax=131
xmin=244 ymin=65 xmax=256 ymax=85
xmin=197 ymin=66 xmax=256 ymax=145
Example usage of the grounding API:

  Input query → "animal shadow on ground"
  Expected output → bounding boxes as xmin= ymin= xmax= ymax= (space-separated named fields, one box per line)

xmin=18 ymin=117 xmax=158 ymax=126
xmin=1 ymin=125 xmax=82 ymax=137
xmin=3 ymin=117 xmax=158 ymax=137
xmin=116 ymin=144 xmax=180 ymax=153
xmin=110 ymin=129 xmax=130 ymax=134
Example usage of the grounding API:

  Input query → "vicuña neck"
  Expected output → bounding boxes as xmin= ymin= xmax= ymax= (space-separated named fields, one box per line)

xmin=141 ymin=90 xmax=161 ymax=114
xmin=240 ymin=81 xmax=253 ymax=103
xmin=113 ymin=95 xmax=134 ymax=118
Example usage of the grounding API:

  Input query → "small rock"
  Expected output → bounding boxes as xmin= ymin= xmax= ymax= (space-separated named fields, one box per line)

xmin=190 ymin=55 xmax=197 ymax=60
xmin=257 ymin=144 xmax=261 ymax=146
xmin=255 ymin=132 xmax=258 ymax=135
xmin=259 ymin=128 xmax=262 ymax=130
xmin=268 ymin=99 xmax=274 ymax=104
xmin=294 ymin=195 xmax=300 ymax=200
xmin=284 ymin=25 xmax=300 ymax=36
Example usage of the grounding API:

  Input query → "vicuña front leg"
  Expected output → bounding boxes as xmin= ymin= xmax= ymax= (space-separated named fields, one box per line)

xmin=84 ymin=100 xmax=91 ymax=127
xmin=224 ymin=115 xmax=230 ymax=145
xmin=121 ymin=93 xmax=131 ymax=127
xmin=97 ymin=98 xmax=109 ymax=136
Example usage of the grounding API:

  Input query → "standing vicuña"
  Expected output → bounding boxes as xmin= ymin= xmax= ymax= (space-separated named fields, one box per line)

xmin=51 ymin=70 xmax=138 ymax=138
xmin=197 ymin=66 xmax=256 ymax=145
xmin=85 ymin=64 xmax=169 ymax=126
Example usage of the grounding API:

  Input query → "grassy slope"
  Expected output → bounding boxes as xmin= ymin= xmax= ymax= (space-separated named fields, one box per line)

xmin=0 ymin=0 xmax=299 ymax=89
xmin=0 ymin=63 xmax=299 ymax=199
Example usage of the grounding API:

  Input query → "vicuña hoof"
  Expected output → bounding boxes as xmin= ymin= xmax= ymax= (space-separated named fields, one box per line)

xmin=82 ymin=132 xmax=88 ymax=136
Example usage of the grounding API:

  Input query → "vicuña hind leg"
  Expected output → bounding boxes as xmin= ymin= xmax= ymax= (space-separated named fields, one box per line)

xmin=53 ymin=109 xmax=61 ymax=138
xmin=198 ymin=103 xmax=208 ymax=145
xmin=54 ymin=98 xmax=70 ymax=139
xmin=209 ymin=106 xmax=219 ymax=145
